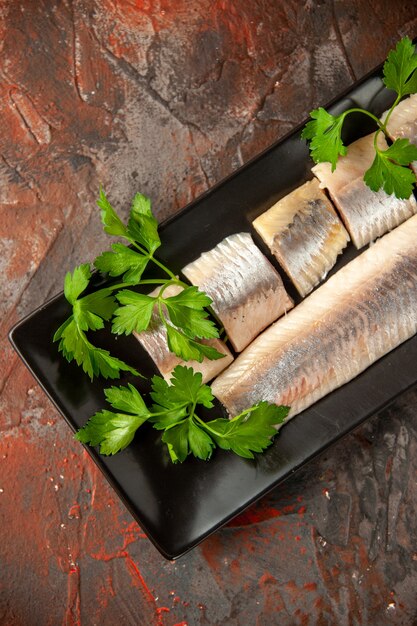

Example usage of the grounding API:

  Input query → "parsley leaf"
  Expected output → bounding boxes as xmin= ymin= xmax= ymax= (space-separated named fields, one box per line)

xmin=165 ymin=324 xmax=224 ymax=363
xmin=164 ymin=287 xmax=219 ymax=339
xmin=205 ymin=402 xmax=290 ymax=459
xmin=104 ymin=383 xmax=148 ymax=415
xmin=76 ymin=383 xmax=150 ymax=454
xmin=57 ymin=188 xmax=226 ymax=384
xmin=97 ymin=187 xmax=129 ymax=238
xmin=161 ymin=422 xmax=193 ymax=463
xmin=112 ymin=283 xmax=224 ymax=362
xmin=162 ymin=421 xmax=215 ymax=463
xmin=76 ymin=366 xmax=289 ymax=460
xmin=54 ymin=264 xmax=139 ymax=380
xmin=151 ymin=366 xmax=286 ymax=463
xmin=364 ymin=138 xmax=417 ymax=198
xmin=73 ymin=288 xmax=118 ymax=332
xmin=148 ymin=375 xmax=188 ymax=429
xmin=78 ymin=289 xmax=118 ymax=321
xmin=127 ymin=193 xmax=161 ymax=254
xmin=112 ymin=290 xmax=156 ymax=335
xmin=383 ymin=36 xmax=417 ymax=98
xmin=164 ymin=286 xmax=212 ymax=310
xmin=301 ymin=108 xmax=347 ymax=171
xmin=151 ymin=366 xmax=214 ymax=411
xmin=64 ymin=264 xmax=91 ymax=305
xmin=54 ymin=318 xmax=138 ymax=380
xmin=94 ymin=243 xmax=150 ymax=283
xmin=94 ymin=192 xmax=159 ymax=281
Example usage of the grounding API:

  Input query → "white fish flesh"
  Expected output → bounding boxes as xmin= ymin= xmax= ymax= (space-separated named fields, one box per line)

xmin=312 ymin=133 xmax=417 ymax=248
xmin=211 ymin=214 xmax=417 ymax=419
xmin=383 ymin=94 xmax=417 ymax=174
xmin=134 ymin=284 xmax=233 ymax=382
xmin=181 ymin=232 xmax=293 ymax=352
xmin=252 ymin=179 xmax=349 ymax=297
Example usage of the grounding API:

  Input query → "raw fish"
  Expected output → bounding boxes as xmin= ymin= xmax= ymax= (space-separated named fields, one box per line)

xmin=182 ymin=233 xmax=293 ymax=352
xmin=211 ymin=215 xmax=417 ymax=419
xmin=253 ymin=179 xmax=349 ymax=296
xmin=312 ymin=133 xmax=417 ymax=248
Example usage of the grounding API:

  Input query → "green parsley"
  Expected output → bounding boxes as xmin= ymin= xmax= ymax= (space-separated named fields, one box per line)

xmin=54 ymin=190 xmax=224 ymax=379
xmin=302 ymin=37 xmax=417 ymax=199
xmin=76 ymin=366 xmax=290 ymax=462
xmin=76 ymin=383 xmax=150 ymax=455
xmin=53 ymin=264 xmax=139 ymax=380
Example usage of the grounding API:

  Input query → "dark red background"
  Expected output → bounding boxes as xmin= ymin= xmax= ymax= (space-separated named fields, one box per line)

xmin=2 ymin=1 xmax=417 ymax=624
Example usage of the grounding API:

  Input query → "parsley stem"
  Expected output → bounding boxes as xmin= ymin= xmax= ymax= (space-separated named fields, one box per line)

xmin=149 ymin=255 xmax=176 ymax=280
xmin=157 ymin=294 xmax=168 ymax=326
xmin=341 ymin=107 xmax=383 ymax=128
xmin=128 ymin=236 xmax=176 ymax=280
xmin=373 ymin=128 xmax=381 ymax=153
xmin=150 ymin=407 xmax=188 ymax=418
xmin=194 ymin=414 xmax=222 ymax=436
xmin=172 ymin=278 xmax=191 ymax=289
xmin=79 ymin=278 xmax=187 ymax=304
xmin=105 ymin=279 xmax=169 ymax=292
xmin=190 ymin=400 xmax=198 ymax=422
xmin=76 ymin=324 xmax=95 ymax=351
xmin=381 ymin=94 xmax=401 ymax=131
xmin=129 ymin=240 xmax=150 ymax=257
xmin=128 ymin=240 xmax=177 ymax=279
xmin=162 ymin=417 xmax=189 ymax=430
xmin=195 ymin=405 xmax=255 ymax=436
xmin=230 ymin=407 xmax=254 ymax=420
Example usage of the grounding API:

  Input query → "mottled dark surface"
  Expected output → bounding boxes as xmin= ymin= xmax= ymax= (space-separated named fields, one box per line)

xmin=1 ymin=1 xmax=417 ymax=624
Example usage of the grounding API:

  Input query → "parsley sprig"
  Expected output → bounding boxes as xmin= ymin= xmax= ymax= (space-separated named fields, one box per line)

xmin=302 ymin=37 xmax=417 ymax=199
xmin=54 ymin=190 xmax=224 ymax=379
xmin=53 ymin=264 xmax=139 ymax=380
xmin=76 ymin=366 xmax=290 ymax=461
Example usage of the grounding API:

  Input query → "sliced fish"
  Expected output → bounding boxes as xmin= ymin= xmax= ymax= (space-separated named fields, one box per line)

xmin=312 ymin=133 xmax=417 ymax=248
xmin=382 ymin=94 xmax=417 ymax=174
xmin=181 ymin=232 xmax=293 ymax=352
xmin=252 ymin=179 xmax=349 ymax=297
xmin=211 ymin=214 xmax=417 ymax=420
xmin=134 ymin=284 xmax=233 ymax=382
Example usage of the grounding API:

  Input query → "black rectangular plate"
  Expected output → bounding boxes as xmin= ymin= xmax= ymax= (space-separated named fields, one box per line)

xmin=10 ymin=64 xmax=417 ymax=559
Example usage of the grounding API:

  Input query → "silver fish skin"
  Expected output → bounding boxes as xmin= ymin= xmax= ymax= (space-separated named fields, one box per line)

xmin=253 ymin=179 xmax=349 ymax=297
xmin=134 ymin=284 xmax=233 ymax=382
xmin=312 ymin=133 xmax=417 ymax=248
xmin=382 ymin=94 xmax=417 ymax=174
xmin=211 ymin=214 xmax=417 ymax=420
xmin=181 ymin=232 xmax=293 ymax=352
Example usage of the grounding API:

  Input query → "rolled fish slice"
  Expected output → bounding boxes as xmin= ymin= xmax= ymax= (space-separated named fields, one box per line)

xmin=181 ymin=232 xmax=293 ymax=352
xmin=252 ymin=179 xmax=349 ymax=297
xmin=312 ymin=133 xmax=417 ymax=248
xmin=382 ymin=94 xmax=417 ymax=174
xmin=211 ymin=214 xmax=417 ymax=420
xmin=134 ymin=284 xmax=233 ymax=382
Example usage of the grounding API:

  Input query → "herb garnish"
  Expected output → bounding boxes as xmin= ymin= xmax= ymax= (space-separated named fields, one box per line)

xmin=302 ymin=37 xmax=417 ymax=199
xmin=76 ymin=366 xmax=289 ymax=461
xmin=54 ymin=189 xmax=224 ymax=380
xmin=56 ymin=191 xmax=289 ymax=462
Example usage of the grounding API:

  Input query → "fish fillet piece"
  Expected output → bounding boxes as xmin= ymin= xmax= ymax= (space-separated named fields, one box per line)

xmin=382 ymin=94 xmax=417 ymax=174
xmin=134 ymin=284 xmax=233 ymax=382
xmin=182 ymin=233 xmax=294 ymax=352
xmin=312 ymin=133 xmax=417 ymax=248
xmin=211 ymin=214 xmax=417 ymax=420
xmin=252 ymin=179 xmax=350 ymax=297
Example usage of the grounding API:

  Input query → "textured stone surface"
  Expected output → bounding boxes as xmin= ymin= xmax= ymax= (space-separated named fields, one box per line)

xmin=1 ymin=1 xmax=417 ymax=624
